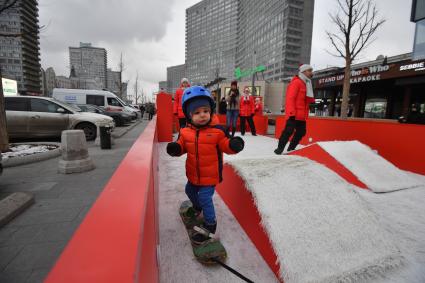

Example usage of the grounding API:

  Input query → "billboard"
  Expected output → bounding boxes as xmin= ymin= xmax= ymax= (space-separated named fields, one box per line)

xmin=2 ymin=78 xmax=18 ymax=96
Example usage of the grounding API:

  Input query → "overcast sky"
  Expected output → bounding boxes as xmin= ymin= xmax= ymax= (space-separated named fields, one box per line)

xmin=39 ymin=0 xmax=416 ymax=100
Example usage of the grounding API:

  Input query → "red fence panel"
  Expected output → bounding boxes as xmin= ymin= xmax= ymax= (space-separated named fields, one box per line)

xmin=46 ymin=119 xmax=160 ymax=283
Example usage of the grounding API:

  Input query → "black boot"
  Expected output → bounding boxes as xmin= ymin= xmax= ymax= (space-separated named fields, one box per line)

xmin=191 ymin=222 xmax=217 ymax=245
xmin=274 ymin=148 xmax=284 ymax=155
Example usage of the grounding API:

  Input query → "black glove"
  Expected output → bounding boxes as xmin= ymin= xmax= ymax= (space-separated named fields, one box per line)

xmin=251 ymin=113 xmax=254 ymax=117
xmin=229 ymin=137 xmax=244 ymax=153
xmin=167 ymin=142 xmax=181 ymax=156
xmin=288 ymin=116 xmax=295 ymax=120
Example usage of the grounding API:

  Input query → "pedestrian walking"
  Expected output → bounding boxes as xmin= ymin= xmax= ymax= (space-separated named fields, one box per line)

xmin=219 ymin=97 xmax=227 ymax=114
xmin=147 ymin=103 xmax=155 ymax=120
xmin=239 ymin=87 xmax=256 ymax=136
xmin=174 ymin=78 xmax=191 ymax=128
xmin=139 ymin=104 xmax=145 ymax=119
xmin=225 ymin=81 xmax=240 ymax=137
xmin=274 ymin=64 xmax=315 ymax=154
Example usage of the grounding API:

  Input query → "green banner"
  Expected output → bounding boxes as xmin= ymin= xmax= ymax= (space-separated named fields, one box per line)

xmin=234 ymin=65 xmax=266 ymax=79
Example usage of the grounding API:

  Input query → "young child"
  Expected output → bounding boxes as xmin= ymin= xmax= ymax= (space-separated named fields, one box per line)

xmin=166 ymin=86 xmax=244 ymax=245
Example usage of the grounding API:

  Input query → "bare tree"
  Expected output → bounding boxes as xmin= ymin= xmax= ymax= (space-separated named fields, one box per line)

xmin=326 ymin=0 xmax=385 ymax=119
xmin=133 ymin=71 xmax=140 ymax=104
xmin=117 ymin=53 xmax=125 ymax=99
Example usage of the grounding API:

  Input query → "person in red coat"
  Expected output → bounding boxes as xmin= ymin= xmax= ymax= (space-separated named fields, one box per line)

xmin=274 ymin=64 xmax=315 ymax=154
xmin=173 ymin=78 xmax=190 ymax=128
xmin=254 ymin=97 xmax=263 ymax=116
xmin=239 ymin=87 xmax=257 ymax=136
xmin=167 ymin=86 xmax=244 ymax=245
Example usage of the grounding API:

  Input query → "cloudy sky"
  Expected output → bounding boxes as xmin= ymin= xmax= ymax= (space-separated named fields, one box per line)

xmin=39 ymin=0 xmax=416 ymax=100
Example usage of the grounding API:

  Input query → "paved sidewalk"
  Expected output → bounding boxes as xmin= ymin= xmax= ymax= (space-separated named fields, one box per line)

xmin=0 ymin=120 xmax=149 ymax=283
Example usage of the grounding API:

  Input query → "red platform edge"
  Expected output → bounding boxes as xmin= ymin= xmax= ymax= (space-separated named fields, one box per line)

xmin=216 ymin=165 xmax=283 ymax=282
xmin=45 ymin=118 xmax=160 ymax=283
xmin=288 ymin=144 xmax=368 ymax=190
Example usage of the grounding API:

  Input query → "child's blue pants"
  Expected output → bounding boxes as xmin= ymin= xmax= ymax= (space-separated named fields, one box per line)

xmin=185 ymin=182 xmax=216 ymax=225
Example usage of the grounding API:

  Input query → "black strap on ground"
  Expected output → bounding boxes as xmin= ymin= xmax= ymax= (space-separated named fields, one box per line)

xmin=212 ymin=258 xmax=255 ymax=283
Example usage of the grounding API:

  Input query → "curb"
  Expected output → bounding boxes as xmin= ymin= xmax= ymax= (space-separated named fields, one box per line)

xmin=112 ymin=119 xmax=143 ymax=139
xmin=0 ymin=192 xmax=35 ymax=228
xmin=2 ymin=142 xmax=61 ymax=168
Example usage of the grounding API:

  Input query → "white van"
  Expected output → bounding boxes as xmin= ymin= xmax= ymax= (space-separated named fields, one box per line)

xmin=52 ymin=88 xmax=139 ymax=119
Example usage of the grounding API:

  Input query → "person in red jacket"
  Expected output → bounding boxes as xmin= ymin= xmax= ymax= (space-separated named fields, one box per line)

xmin=173 ymin=78 xmax=190 ymax=128
xmin=166 ymin=86 xmax=244 ymax=245
xmin=239 ymin=87 xmax=257 ymax=136
xmin=254 ymin=97 xmax=263 ymax=116
xmin=274 ymin=64 xmax=315 ymax=154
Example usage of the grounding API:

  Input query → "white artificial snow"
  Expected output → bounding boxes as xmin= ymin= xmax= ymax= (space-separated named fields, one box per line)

xmin=227 ymin=156 xmax=402 ymax=283
xmin=318 ymin=141 xmax=422 ymax=193
xmin=157 ymin=143 xmax=278 ymax=283
xmin=1 ymin=144 xmax=57 ymax=159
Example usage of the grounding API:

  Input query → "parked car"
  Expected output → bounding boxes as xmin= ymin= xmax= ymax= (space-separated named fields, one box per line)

xmin=52 ymin=88 xmax=139 ymax=119
xmin=5 ymin=96 xmax=115 ymax=141
xmin=76 ymin=104 xmax=132 ymax=126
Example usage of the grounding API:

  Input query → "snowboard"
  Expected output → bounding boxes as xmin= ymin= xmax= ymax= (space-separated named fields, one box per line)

xmin=179 ymin=200 xmax=227 ymax=264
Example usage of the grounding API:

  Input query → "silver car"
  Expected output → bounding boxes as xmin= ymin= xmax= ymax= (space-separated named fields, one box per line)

xmin=5 ymin=96 xmax=114 ymax=140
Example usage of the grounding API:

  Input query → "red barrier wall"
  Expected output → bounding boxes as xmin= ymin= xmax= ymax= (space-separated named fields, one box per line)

xmin=156 ymin=92 xmax=173 ymax=142
xmin=275 ymin=116 xmax=425 ymax=175
xmin=46 ymin=119 xmax=160 ymax=283
xmin=216 ymin=165 xmax=282 ymax=282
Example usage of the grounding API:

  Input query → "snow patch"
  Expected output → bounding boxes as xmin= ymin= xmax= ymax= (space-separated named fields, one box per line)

xmin=227 ymin=155 xmax=402 ymax=283
xmin=318 ymin=141 xmax=422 ymax=192
xmin=1 ymin=144 xmax=59 ymax=159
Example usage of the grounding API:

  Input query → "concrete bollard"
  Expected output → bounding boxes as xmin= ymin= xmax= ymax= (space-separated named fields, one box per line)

xmin=58 ymin=130 xmax=95 ymax=174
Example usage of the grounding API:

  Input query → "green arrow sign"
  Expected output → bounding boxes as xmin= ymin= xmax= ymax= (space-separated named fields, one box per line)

xmin=234 ymin=65 xmax=266 ymax=79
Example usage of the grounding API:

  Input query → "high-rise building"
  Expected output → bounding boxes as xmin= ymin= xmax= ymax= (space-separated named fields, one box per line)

xmin=236 ymin=0 xmax=314 ymax=81
xmin=184 ymin=0 xmax=314 ymax=84
xmin=69 ymin=42 xmax=107 ymax=89
xmin=167 ymin=64 xmax=186 ymax=95
xmin=44 ymin=67 xmax=56 ymax=97
xmin=55 ymin=75 xmax=72 ymax=89
xmin=186 ymin=0 xmax=238 ymax=85
xmin=106 ymin=68 xmax=121 ymax=94
xmin=0 ymin=0 xmax=41 ymax=95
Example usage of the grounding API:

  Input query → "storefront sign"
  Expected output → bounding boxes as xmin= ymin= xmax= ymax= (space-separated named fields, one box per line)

xmin=315 ymin=59 xmax=425 ymax=88
xmin=234 ymin=65 xmax=266 ymax=80
xmin=2 ymin=78 xmax=18 ymax=96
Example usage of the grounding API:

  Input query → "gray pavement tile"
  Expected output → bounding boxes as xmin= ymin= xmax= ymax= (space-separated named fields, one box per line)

xmin=31 ymin=222 xmax=80 ymax=243
xmin=0 ymin=227 xmax=18 ymax=243
xmin=0 ymin=226 xmax=42 ymax=248
xmin=30 ymin=197 xmax=96 ymax=210
xmin=31 ymin=187 xmax=65 ymax=200
xmin=0 ymin=271 xmax=31 ymax=283
xmin=0 ymin=182 xmax=57 ymax=193
xmin=25 ymin=268 xmax=50 ymax=283
xmin=4 ymin=242 xmax=66 ymax=272
xmin=7 ymin=207 xmax=82 ymax=227
xmin=0 ymin=246 xmax=24 ymax=270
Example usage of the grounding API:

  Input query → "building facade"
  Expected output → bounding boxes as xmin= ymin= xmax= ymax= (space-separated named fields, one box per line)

xmin=0 ymin=0 xmax=41 ymax=95
xmin=69 ymin=42 xmax=107 ymax=90
xmin=236 ymin=0 xmax=314 ymax=81
xmin=55 ymin=75 xmax=72 ymax=89
xmin=106 ymin=68 xmax=121 ymax=94
xmin=184 ymin=0 xmax=314 ymax=85
xmin=313 ymin=53 xmax=425 ymax=120
xmin=44 ymin=67 xmax=56 ymax=97
xmin=186 ymin=0 xmax=238 ymax=85
xmin=167 ymin=64 xmax=186 ymax=95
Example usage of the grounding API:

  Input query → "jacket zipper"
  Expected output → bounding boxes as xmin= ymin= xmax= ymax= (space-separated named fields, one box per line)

xmin=195 ymin=130 xmax=201 ymax=184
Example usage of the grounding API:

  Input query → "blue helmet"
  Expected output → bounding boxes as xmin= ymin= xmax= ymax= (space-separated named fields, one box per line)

xmin=182 ymin=86 xmax=215 ymax=118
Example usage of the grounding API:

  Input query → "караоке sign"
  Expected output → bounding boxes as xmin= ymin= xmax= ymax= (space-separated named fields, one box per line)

xmin=315 ymin=60 xmax=425 ymax=88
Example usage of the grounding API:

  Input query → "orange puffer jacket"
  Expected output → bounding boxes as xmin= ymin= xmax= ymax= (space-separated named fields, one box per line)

xmin=176 ymin=118 xmax=236 ymax=185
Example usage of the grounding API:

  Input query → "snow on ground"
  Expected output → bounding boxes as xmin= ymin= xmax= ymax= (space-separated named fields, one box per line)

xmin=228 ymin=156 xmax=401 ymax=283
xmin=158 ymin=142 xmax=278 ymax=283
xmin=318 ymin=141 xmax=422 ymax=193
xmin=1 ymin=144 xmax=59 ymax=159
xmin=160 ymin=133 xmax=425 ymax=282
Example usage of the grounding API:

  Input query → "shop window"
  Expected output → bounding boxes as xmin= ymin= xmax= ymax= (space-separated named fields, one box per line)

xmin=364 ymin=98 xmax=387 ymax=119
